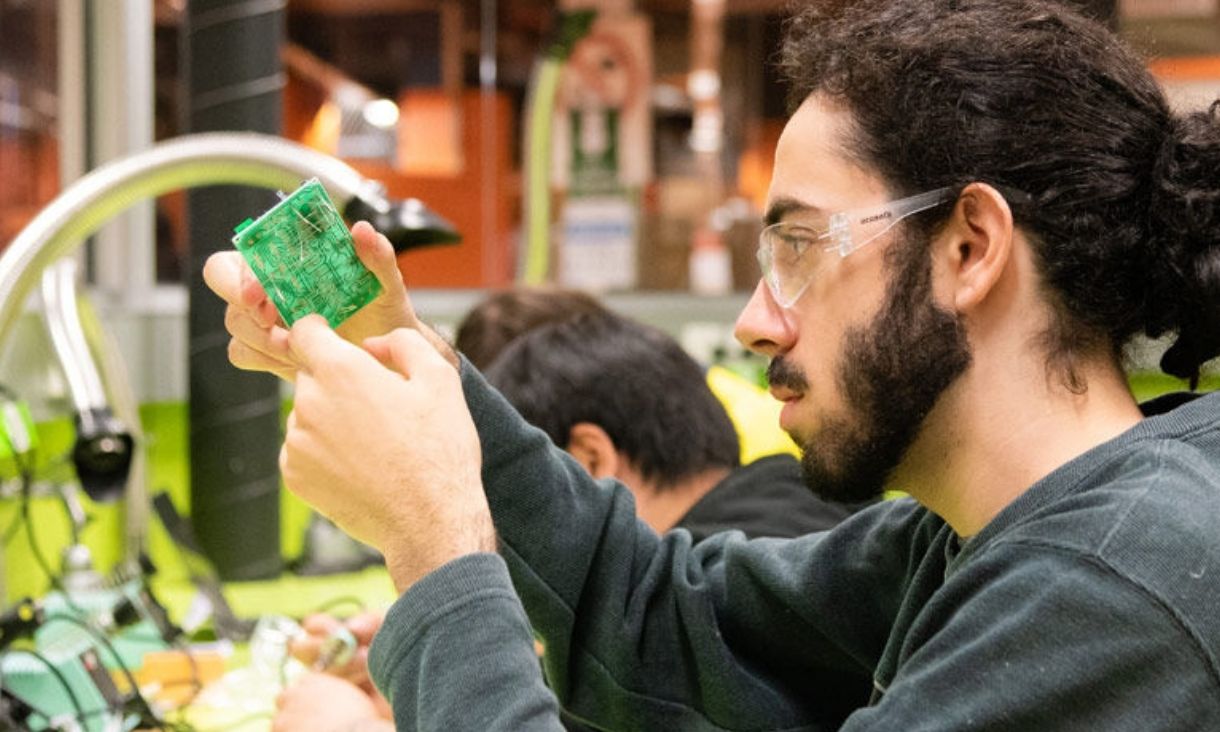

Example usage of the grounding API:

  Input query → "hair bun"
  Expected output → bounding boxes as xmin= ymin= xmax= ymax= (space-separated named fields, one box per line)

xmin=1150 ymin=103 xmax=1220 ymax=240
xmin=1148 ymin=101 xmax=1220 ymax=383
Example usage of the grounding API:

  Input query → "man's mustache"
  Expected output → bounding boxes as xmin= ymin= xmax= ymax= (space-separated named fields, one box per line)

xmin=767 ymin=357 xmax=809 ymax=392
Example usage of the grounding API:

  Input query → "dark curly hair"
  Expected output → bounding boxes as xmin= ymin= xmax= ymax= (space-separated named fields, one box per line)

xmin=780 ymin=0 xmax=1220 ymax=387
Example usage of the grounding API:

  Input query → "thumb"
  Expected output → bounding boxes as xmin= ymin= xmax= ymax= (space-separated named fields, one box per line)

xmin=351 ymin=221 xmax=405 ymax=295
xmin=364 ymin=328 xmax=446 ymax=380
xmin=289 ymin=314 xmax=359 ymax=373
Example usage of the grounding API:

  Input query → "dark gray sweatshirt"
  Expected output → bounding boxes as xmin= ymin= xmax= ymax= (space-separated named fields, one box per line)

xmin=368 ymin=365 xmax=1220 ymax=730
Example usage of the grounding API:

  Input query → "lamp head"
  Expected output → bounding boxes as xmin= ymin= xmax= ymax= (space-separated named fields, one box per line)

xmin=343 ymin=196 xmax=461 ymax=253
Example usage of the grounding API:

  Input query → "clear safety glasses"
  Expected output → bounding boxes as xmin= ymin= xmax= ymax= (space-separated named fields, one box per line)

xmin=756 ymin=187 xmax=954 ymax=309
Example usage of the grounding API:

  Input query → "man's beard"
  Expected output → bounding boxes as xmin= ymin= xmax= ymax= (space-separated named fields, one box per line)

xmin=768 ymin=236 xmax=973 ymax=504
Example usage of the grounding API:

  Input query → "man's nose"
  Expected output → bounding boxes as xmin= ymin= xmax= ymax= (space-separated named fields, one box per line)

xmin=734 ymin=280 xmax=795 ymax=359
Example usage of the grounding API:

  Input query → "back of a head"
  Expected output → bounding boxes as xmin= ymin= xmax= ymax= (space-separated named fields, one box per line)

xmin=454 ymin=287 xmax=608 ymax=370
xmin=781 ymin=0 xmax=1220 ymax=386
xmin=483 ymin=311 xmax=742 ymax=490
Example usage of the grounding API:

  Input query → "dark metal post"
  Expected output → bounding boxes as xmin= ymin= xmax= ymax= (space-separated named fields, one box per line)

xmin=183 ymin=0 xmax=285 ymax=580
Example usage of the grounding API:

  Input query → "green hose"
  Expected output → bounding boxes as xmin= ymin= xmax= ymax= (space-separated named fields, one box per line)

xmin=520 ymin=10 xmax=597 ymax=284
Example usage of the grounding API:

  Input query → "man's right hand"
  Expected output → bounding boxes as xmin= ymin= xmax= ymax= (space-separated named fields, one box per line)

xmin=290 ymin=610 xmax=392 ymax=718
xmin=290 ymin=610 xmax=383 ymax=686
xmin=202 ymin=220 xmax=435 ymax=382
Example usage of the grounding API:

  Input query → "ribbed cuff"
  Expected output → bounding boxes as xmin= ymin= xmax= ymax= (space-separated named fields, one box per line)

xmin=368 ymin=552 xmax=517 ymax=692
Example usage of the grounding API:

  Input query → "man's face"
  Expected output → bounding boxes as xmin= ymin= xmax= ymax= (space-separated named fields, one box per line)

xmin=734 ymin=95 xmax=972 ymax=503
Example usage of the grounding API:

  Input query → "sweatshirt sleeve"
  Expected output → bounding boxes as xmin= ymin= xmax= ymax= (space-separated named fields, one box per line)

xmin=367 ymin=552 xmax=565 ymax=732
xmin=457 ymin=359 xmax=929 ymax=731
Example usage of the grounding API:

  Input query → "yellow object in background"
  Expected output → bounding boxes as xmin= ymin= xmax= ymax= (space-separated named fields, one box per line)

xmin=135 ymin=647 xmax=227 ymax=706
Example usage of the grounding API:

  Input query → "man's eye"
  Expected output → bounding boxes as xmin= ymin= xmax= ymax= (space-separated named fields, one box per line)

xmin=780 ymin=235 xmax=819 ymax=261
xmin=777 ymin=228 xmax=818 ymax=252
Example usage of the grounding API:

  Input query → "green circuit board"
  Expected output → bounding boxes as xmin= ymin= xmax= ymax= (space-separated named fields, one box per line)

xmin=232 ymin=178 xmax=381 ymax=328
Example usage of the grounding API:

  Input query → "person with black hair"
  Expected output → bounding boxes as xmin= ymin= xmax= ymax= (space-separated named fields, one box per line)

xmin=206 ymin=0 xmax=1220 ymax=728
xmin=452 ymin=287 xmax=608 ymax=372
xmin=483 ymin=310 xmax=862 ymax=539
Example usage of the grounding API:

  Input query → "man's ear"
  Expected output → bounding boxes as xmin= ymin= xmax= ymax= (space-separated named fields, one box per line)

xmin=565 ymin=422 xmax=620 ymax=479
xmin=938 ymin=182 xmax=1018 ymax=313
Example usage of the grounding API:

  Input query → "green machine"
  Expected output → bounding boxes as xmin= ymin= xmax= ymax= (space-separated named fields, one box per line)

xmin=1 ymin=585 xmax=174 ymax=731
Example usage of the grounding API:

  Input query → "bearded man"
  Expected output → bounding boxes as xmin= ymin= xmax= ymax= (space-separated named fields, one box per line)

xmin=208 ymin=1 xmax=1220 ymax=728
